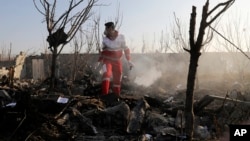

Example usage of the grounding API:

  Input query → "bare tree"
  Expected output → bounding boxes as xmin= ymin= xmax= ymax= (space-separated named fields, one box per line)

xmin=85 ymin=25 xmax=97 ymax=53
xmin=8 ymin=43 xmax=12 ymax=61
xmin=161 ymin=15 xmax=187 ymax=53
xmin=33 ymin=0 xmax=99 ymax=88
xmin=111 ymin=3 xmax=123 ymax=30
xmin=172 ymin=14 xmax=189 ymax=53
xmin=216 ymin=18 xmax=247 ymax=52
xmin=212 ymin=12 xmax=250 ymax=83
xmin=0 ymin=42 xmax=14 ymax=61
xmin=151 ymin=33 xmax=156 ymax=52
xmin=70 ymin=27 xmax=85 ymax=81
xmin=184 ymin=0 xmax=235 ymax=140
xmin=159 ymin=29 xmax=172 ymax=53
xmin=0 ymin=43 xmax=6 ymax=61
xmin=93 ymin=15 xmax=101 ymax=53
xmin=141 ymin=36 xmax=146 ymax=53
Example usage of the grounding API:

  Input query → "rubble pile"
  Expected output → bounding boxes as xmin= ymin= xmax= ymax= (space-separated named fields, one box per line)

xmin=1 ymin=72 xmax=250 ymax=141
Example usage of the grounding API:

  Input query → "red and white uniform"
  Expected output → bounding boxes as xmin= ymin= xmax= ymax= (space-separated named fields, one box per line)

xmin=99 ymin=33 xmax=131 ymax=95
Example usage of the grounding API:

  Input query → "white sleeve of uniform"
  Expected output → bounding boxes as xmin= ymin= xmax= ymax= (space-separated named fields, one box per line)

xmin=102 ymin=37 xmax=108 ymax=49
xmin=120 ymin=34 xmax=128 ymax=49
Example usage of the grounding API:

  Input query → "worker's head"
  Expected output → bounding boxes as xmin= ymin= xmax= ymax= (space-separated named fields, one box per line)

xmin=104 ymin=22 xmax=115 ymax=35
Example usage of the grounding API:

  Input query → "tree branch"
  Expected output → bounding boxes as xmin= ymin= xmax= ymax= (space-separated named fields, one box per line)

xmin=207 ymin=0 xmax=235 ymax=25
xmin=189 ymin=6 xmax=196 ymax=50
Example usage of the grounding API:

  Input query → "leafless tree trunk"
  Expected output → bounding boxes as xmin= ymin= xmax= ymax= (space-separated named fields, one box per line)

xmin=141 ymin=37 xmax=146 ymax=53
xmin=159 ymin=30 xmax=170 ymax=53
xmin=33 ymin=0 xmax=98 ymax=89
xmin=8 ymin=43 xmax=12 ymax=61
xmin=184 ymin=0 xmax=235 ymax=140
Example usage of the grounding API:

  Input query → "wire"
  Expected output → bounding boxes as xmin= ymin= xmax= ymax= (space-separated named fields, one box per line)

xmin=208 ymin=25 xmax=250 ymax=60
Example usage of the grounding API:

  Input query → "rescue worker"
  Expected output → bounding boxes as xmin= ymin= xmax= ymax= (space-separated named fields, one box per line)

xmin=98 ymin=21 xmax=134 ymax=96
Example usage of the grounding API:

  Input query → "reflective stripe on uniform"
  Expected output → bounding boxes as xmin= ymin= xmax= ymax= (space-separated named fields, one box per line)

xmin=113 ymin=84 xmax=120 ymax=88
xmin=103 ymin=77 xmax=110 ymax=81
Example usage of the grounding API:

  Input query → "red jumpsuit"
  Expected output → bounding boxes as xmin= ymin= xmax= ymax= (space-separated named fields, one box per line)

xmin=99 ymin=33 xmax=131 ymax=96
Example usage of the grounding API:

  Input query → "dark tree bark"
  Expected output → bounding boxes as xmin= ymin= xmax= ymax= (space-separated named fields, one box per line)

xmin=184 ymin=0 xmax=235 ymax=140
xmin=47 ymin=28 xmax=68 ymax=88
xmin=50 ymin=47 xmax=58 ymax=88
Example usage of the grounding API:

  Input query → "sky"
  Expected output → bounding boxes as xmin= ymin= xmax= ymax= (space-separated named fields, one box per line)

xmin=0 ymin=0 xmax=250 ymax=55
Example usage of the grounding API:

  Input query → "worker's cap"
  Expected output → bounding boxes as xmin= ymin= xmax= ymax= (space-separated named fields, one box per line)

xmin=104 ymin=22 xmax=115 ymax=28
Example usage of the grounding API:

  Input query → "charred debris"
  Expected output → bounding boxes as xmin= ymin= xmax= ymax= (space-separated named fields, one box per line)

xmin=1 ymin=63 xmax=250 ymax=141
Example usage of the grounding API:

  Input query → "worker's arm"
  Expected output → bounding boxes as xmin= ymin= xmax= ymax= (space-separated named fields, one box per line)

xmin=121 ymin=35 xmax=134 ymax=70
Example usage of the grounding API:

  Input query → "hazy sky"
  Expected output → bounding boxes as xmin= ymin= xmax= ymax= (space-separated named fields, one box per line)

xmin=0 ymin=0 xmax=249 ymax=55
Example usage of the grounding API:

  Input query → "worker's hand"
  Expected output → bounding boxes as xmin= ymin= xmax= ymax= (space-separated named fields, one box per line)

xmin=127 ymin=61 xmax=134 ymax=70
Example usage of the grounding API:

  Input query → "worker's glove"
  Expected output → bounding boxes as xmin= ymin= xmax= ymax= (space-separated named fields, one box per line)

xmin=127 ymin=61 xmax=134 ymax=70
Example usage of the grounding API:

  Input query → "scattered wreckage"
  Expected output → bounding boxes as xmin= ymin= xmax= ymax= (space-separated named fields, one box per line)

xmin=1 ymin=70 xmax=250 ymax=141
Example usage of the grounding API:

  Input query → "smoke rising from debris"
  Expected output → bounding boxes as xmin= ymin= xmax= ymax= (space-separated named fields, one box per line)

xmin=94 ymin=52 xmax=250 ymax=91
xmin=129 ymin=55 xmax=163 ymax=87
xmin=126 ymin=52 xmax=250 ymax=90
xmin=134 ymin=67 xmax=162 ymax=87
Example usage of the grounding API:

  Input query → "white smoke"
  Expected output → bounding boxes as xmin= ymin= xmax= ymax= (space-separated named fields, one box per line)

xmin=134 ymin=67 xmax=162 ymax=87
xmin=130 ymin=55 xmax=162 ymax=87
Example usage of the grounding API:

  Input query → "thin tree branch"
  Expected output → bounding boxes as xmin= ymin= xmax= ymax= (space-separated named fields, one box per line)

xmin=33 ymin=0 xmax=46 ymax=16
xmin=207 ymin=0 xmax=235 ymax=25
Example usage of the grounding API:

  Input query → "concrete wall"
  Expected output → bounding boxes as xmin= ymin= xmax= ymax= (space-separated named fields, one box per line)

xmin=2 ymin=52 xmax=250 ymax=87
xmin=14 ymin=52 xmax=26 ymax=79
xmin=0 ymin=52 xmax=26 ymax=79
